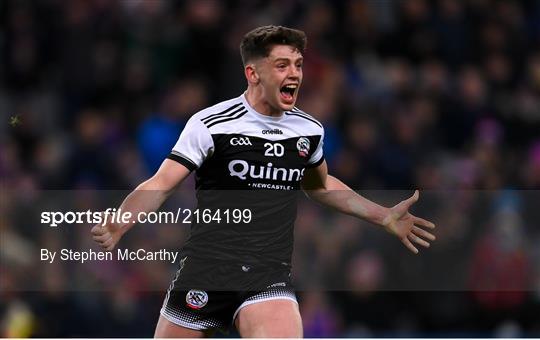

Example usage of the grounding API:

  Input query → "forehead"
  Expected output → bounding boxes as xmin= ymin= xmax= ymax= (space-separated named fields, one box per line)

xmin=267 ymin=45 xmax=303 ymax=60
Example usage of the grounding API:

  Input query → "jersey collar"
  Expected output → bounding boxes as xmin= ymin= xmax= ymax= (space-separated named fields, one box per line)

xmin=241 ymin=92 xmax=285 ymax=122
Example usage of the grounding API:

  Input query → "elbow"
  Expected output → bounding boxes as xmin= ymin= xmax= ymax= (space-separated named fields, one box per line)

xmin=138 ymin=175 xmax=177 ymax=196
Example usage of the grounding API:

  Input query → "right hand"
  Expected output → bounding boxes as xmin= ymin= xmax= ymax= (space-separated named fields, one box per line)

xmin=91 ymin=216 xmax=124 ymax=251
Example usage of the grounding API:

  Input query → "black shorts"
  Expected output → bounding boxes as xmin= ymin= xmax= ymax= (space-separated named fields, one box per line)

xmin=160 ymin=256 xmax=297 ymax=331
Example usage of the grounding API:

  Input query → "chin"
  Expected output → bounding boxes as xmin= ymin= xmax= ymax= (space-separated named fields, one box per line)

xmin=277 ymin=99 xmax=296 ymax=111
xmin=275 ymin=93 xmax=296 ymax=112
xmin=281 ymin=103 xmax=295 ymax=111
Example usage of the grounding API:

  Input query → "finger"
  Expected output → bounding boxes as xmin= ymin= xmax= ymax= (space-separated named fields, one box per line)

xmin=401 ymin=237 xmax=419 ymax=254
xmin=97 ymin=240 xmax=111 ymax=250
xmin=100 ymin=238 xmax=113 ymax=249
xmin=90 ymin=225 xmax=103 ymax=235
xmin=412 ymin=226 xmax=436 ymax=241
xmin=408 ymin=233 xmax=430 ymax=248
xmin=92 ymin=233 xmax=110 ymax=243
xmin=412 ymin=215 xmax=435 ymax=229
xmin=105 ymin=244 xmax=115 ymax=251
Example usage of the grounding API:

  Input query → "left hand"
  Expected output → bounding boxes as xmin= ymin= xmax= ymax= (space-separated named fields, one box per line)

xmin=382 ymin=190 xmax=436 ymax=254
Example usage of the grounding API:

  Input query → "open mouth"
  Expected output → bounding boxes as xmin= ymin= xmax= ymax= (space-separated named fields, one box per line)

xmin=280 ymin=84 xmax=298 ymax=103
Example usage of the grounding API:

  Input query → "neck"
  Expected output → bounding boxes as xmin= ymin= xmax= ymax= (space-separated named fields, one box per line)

xmin=245 ymin=86 xmax=283 ymax=117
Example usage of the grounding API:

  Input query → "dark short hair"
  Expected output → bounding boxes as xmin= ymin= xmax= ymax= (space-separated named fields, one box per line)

xmin=240 ymin=25 xmax=307 ymax=65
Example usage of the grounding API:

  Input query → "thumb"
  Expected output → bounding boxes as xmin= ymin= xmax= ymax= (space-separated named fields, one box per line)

xmin=394 ymin=190 xmax=419 ymax=215
xmin=403 ymin=189 xmax=419 ymax=205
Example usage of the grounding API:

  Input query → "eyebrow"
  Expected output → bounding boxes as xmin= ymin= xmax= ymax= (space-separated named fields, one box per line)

xmin=273 ymin=57 xmax=304 ymax=63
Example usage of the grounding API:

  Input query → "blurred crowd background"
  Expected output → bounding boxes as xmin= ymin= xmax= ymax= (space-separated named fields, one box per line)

xmin=1 ymin=0 xmax=540 ymax=337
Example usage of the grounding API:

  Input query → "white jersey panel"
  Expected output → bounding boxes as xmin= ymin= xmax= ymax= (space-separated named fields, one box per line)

xmin=170 ymin=116 xmax=214 ymax=168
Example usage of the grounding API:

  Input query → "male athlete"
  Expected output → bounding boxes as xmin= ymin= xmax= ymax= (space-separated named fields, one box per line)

xmin=91 ymin=26 xmax=436 ymax=338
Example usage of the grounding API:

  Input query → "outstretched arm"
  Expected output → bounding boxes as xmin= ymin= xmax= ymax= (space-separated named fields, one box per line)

xmin=301 ymin=160 xmax=436 ymax=254
xmin=91 ymin=159 xmax=191 ymax=250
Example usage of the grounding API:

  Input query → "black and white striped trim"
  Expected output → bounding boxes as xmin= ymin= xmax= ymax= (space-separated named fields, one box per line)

xmin=160 ymin=304 xmax=224 ymax=330
xmin=201 ymin=103 xmax=247 ymax=128
xmin=201 ymin=103 xmax=242 ymax=123
xmin=231 ymin=288 xmax=297 ymax=324
xmin=285 ymin=108 xmax=322 ymax=128
xmin=307 ymin=155 xmax=325 ymax=168
xmin=167 ymin=150 xmax=198 ymax=171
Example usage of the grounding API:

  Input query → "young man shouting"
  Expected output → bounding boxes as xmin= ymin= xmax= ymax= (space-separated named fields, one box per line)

xmin=91 ymin=25 xmax=436 ymax=338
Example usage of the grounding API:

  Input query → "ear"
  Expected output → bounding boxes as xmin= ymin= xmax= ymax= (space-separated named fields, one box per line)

xmin=245 ymin=64 xmax=260 ymax=84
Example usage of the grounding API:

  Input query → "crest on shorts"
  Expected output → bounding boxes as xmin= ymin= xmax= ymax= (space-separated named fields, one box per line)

xmin=186 ymin=290 xmax=208 ymax=309
xmin=296 ymin=137 xmax=310 ymax=158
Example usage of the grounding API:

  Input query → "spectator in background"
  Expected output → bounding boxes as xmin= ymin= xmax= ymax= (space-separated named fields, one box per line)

xmin=137 ymin=79 xmax=208 ymax=174
xmin=468 ymin=192 xmax=530 ymax=334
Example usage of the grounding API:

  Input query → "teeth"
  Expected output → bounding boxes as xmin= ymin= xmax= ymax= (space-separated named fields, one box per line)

xmin=285 ymin=84 xmax=297 ymax=89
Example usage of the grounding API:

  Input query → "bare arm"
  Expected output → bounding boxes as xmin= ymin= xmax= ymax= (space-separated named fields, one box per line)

xmin=301 ymin=160 xmax=436 ymax=254
xmin=91 ymin=159 xmax=191 ymax=250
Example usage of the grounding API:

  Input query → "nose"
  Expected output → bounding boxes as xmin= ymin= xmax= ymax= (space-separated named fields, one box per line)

xmin=288 ymin=65 xmax=300 ymax=79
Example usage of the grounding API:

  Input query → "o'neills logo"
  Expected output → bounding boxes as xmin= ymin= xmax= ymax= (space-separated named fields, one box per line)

xmin=228 ymin=160 xmax=305 ymax=181
xmin=262 ymin=129 xmax=283 ymax=135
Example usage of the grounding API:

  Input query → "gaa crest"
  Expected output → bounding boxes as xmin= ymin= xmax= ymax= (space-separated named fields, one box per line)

xmin=186 ymin=290 xmax=208 ymax=309
xmin=296 ymin=137 xmax=310 ymax=158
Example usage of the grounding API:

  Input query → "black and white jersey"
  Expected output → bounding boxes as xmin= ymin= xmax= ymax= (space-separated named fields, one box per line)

xmin=167 ymin=93 xmax=324 ymax=267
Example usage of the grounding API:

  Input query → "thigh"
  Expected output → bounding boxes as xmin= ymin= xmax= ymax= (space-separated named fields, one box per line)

xmin=154 ymin=315 xmax=209 ymax=338
xmin=235 ymin=299 xmax=303 ymax=338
